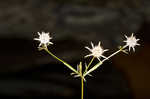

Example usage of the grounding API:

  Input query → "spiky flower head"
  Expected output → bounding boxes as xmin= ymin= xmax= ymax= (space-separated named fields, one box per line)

xmin=124 ymin=33 xmax=140 ymax=52
xmin=85 ymin=42 xmax=108 ymax=61
xmin=34 ymin=32 xmax=53 ymax=49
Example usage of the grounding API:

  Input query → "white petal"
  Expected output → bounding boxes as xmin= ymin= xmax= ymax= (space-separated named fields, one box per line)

xmin=131 ymin=33 xmax=134 ymax=37
xmin=34 ymin=38 xmax=39 ymax=41
xmin=136 ymin=39 xmax=140 ymax=41
xmin=85 ymin=46 xmax=92 ymax=52
xmin=37 ymin=32 xmax=41 ymax=36
xmin=124 ymin=35 xmax=128 ymax=39
xmin=42 ymin=31 xmax=45 ymax=34
xmin=129 ymin=47 xmax=131 ymax=51
xmin=136 ymin=43 xmax=140 ymax=46
xmin=85 ymin=54 xmax=92 ymax=58
xmin=91 ymin=42 xmax=94 ymax=48
xmin=48 ymin=42 xmax=53 ymax=45
xmin=39 ymin=43 xmax=42 ymax=47
xmin=132 ymin=47 xmax=135 ymax=52
xmin=98 ymin=41 xmax=101 ymax=46
xmin=101 ymin=55 xmax=107 ymax=59
xmin=103 ymin=49 xmax=109 ymax=52
xmin=123 ymin=40 xmax=127 ymax=43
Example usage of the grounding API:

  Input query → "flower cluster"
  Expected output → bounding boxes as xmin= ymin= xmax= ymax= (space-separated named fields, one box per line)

xmin=34 ymin=32 xmax=140 ymax=99
xmin=34 ymin=32 xmax=140 ymax=53
xmin=34 ymin=32 xmax=140 ymax=78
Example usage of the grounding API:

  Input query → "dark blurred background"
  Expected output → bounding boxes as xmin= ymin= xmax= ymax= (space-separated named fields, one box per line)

xmin=0 ymin=0 xmax=149 ymax=99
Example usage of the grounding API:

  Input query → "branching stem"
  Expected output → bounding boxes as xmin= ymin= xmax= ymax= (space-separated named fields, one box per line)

xmin=83 ymin=45 xmax=128 ymax=77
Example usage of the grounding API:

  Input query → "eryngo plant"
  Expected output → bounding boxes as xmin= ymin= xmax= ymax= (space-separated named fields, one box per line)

xmin=34 ymin=32 xmax=140 ymax=99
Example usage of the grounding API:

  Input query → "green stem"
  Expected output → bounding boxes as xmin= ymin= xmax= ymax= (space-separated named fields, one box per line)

xmin=87 ymin=57 xmax=95 ymax=70
xmin=84 ymin=57 xmax=94 ymax=74
xmin=81 ymin=76 xmax=84 ymax=99
xmin=101 ymin=45 xmax=127 ymax=63
xmin=44 ymin=48 xmax=78 ymax=74
xmin=83 ymin=61 xmax=102 ymax=77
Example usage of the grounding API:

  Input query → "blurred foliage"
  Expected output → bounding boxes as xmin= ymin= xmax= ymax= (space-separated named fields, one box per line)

xmin=52 ymin=0 xmax=141 ymax=7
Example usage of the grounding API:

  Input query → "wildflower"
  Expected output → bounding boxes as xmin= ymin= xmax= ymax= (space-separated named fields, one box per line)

xmin=124 ymin=33 xmax=140 ymax=52
xmin=85 ymin=42 xmax=108 ymax=61
xmin=34 ymin=32 xmax=53 ymax=49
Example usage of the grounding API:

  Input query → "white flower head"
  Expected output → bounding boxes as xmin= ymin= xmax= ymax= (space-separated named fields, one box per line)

xmin=85 ymin=41 xmax=108 ymax=61
xmin=34 ymin=32 xmax=53 ymax=48
xmin=124 ymin=33 xmax=140 ymax=52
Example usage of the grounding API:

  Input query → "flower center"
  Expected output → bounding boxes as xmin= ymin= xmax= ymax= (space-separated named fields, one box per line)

xmin=92 ymin=46 xmax=103 ymax=57
xmin=40 ymin=34 xmax=50 ymax=43
xmin=127 ymin=37 xmax=137 ymax=47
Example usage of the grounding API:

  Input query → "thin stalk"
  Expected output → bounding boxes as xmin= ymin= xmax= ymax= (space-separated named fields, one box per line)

xmin=44 ymin=48 xmax=78 ymax=74
xmin=87 ymin=57 xmax=95 ymax=70
xmin=81 ymin=76 xmax=84 ymax=99
xmin=83 ymin=61 xmax=102 ymax=77
xmin=84 ymin=57 xmax=95 ymax=74
xmin=101 ymin=45 xmax=127 ymax=63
